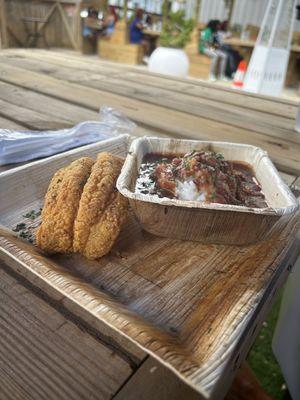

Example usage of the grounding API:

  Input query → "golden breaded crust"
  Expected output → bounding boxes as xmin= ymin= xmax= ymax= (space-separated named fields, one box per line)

xmin=36 ymin=157 xmax=94 ymax=253
xmin=73 ymin=152 xmax=124 ymax=254
xmin=82 ymin=191 xmax=128 ymax=260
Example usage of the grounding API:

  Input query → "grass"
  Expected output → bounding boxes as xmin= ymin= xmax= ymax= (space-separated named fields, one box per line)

xmin=247 ymin=292 xmax=286 ymax=400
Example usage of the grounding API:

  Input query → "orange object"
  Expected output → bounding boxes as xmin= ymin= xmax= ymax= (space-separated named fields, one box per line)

xmin=233 ymin=60 xmax=247 ymax=88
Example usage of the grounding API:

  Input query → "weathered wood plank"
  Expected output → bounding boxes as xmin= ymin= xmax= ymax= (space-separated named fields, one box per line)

xmin=9 ymin=48 xmax=297 ymax=107
xmin=0 ymin=115 xmax=26 ymax=130
xmin=0 ymin=0 xmax=8 ymax=48
xmin=2 ymin=48 xmax=297 ymax=119
xmin=0 ymin=81 xmax=99 ymax=124
xmin=0 ymin=97 xmax=72 ymax=130
xmin=114 ymin=357 xmax=201 ymax=400
xmin=0 ymin=136 xmax=299 ymax=397
xmin=0 ymin=62 xmax=299 ymax=174
xmin=56 ymin=2 xmax=78 ymax=50
xmin=0 ymin=264 xmax=134 ymax=400
xmin=26 ymin=2 xmax=58 ymax=47
xmin=0 ymin=54 xmax=298 ymax=144
xmin=210 ymin=234 xmax=300 ymax=399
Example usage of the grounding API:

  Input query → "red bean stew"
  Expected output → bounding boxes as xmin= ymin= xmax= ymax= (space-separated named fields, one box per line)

xmin=135 ymin=151 xmax=268 ymax=208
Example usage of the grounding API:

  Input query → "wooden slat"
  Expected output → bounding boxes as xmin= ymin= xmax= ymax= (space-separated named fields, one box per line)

xmin=56 ymin=2 xmax=78 ymax=50
xmin=115 ymin=357 xmax=201 ymax=400
xmin=26 ymin=2 xmax=58 ymax=47
xmin=0 ymin=61 xmax=299 ymax=174
xmin=0 ymin=97 xmax=72 ymax=130
xmin=0 ymin=264 xmax=134 ymax=400
xmin=0 ymin=81 xmax=156 ymax=137
xmin=0 ymin=0 xmax=8 ymax=48
xmin=3 ymin=48 xmax=297 ymax=118
xmin=0 ymin=115 xmax=26 ymax=130
xmin=0 ymin=81 xmax=99 ymax=125
xmin=18 ymin=48 xmax=298 ymax=107
xmin=77 ymin=76 xmax=299 ymax=143
xmin=0 ymin=54 xmax=298 ymax=144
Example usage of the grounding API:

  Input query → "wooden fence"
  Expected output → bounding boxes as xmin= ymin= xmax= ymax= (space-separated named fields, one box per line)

xmin=0 ymin=0 xmax=103 ymax=49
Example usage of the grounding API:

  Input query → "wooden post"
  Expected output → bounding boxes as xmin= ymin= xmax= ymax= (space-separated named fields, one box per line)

xmin=162 ymin=0 xmax=168 ymax=30
xmin=228 ymin=0 xmax=236 ymax=27
xmin=0 ymin=0 xmax=8 ymax=48
xmin=57 ymin=2 xmax=79 ymax=50
xmin=123 ymin=0 xmax=128 ymax=22
xmin=194 ymin=0 xmax=201 ymax=25
xmin=75 ymin=1 xmax=82 ymax=50
xmin=102 ymin=0 xmax=108 ymax=13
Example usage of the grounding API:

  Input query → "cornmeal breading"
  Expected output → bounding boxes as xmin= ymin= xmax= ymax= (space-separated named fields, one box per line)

xmin=73 ymin=152 xmax=127 ymax=259
xmin=82 ymin=190 xmax=128 ymax=259
xmin=36 ymin=157 xmax=94 ymax=253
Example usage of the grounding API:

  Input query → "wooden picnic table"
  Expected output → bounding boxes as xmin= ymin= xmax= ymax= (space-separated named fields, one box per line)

xmin=223 ymin=37 xmax=300 ymax=53
xmin=0 ymin=48 xmax=299 ymax=400
xmin=143 ymin=28 xmax=161 ymax=37
xmin=222 ymin=37 xmax=300 ymax=87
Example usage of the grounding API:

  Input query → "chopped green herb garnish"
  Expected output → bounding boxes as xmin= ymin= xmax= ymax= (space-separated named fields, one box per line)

xmin=13 ymin=208 xmax=42 ymax=244
xmin=23 ymin=209 xmax=42 ymax=220
xmin=13 ymin=223 xmax=26 ymax=232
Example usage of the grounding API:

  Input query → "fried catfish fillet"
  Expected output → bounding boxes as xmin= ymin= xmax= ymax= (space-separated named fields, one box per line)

xmin=73 ymin=152 xmax=128 ymax=259
xmin=36 ymin=157 xmax=94 ymax=253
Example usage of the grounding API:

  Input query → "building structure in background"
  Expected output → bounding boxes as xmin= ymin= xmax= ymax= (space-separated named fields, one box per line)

xmin=108 ymin=0 xmax=300 ymax=32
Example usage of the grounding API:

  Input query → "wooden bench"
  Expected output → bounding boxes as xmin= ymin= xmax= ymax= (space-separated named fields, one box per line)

xmin=98 ymin=20 xmax=143 ymax=65
xmin=188 ymin=51 xmax=211 ymax=79
xmin=185 ymin=28 xmax=211 ymax=79
xmin=82 ymin=36 xmax=97 ymax=54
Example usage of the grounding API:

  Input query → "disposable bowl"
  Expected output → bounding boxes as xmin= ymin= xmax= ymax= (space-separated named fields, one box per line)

xmin=117 ymin=137 xmax=298 ymax=245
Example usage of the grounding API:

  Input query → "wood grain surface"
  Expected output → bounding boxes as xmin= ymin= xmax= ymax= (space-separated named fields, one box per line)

xmin=0 ymin=136 xmax=299 ymax=398
xmin=0 ymin=49 xmax=299 ymax=399
xmin=0 ymin=265 xmax=134 ymax=400
xmin=3 ymin=0 xmax=81 ymax=49
xmin=0 ymin=49 xmax=299 ymax=174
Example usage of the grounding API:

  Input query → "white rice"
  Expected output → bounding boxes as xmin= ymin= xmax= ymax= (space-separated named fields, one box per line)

xmin=176 ymin=179 xmax=207 ymax=202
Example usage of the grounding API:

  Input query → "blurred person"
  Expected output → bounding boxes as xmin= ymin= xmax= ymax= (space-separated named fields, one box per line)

xmin=216 ymin=20 xmax=243 ymax=78
xmin=199 ymin=19 xmax=228 ymax=81
xmin=129 ymin=8 xmax=144 ymax=44
xmin=129 ymin=8 xmax=150 ymax=58
xmin=145 ymin=13 xmax=153 ymax=28
xmin=82 ymin=8 xmax=101 ymax=40
xmin=102 ymin=5 xmax=118 ymax=38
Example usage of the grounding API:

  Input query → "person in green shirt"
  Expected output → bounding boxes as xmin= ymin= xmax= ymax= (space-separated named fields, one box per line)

xmin=199 ymin=20 xmax=228 ymax=81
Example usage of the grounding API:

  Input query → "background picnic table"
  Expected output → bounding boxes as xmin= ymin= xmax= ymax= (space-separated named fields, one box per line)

xmin=0 ymin=48 xmax=299 ymax=400
xmin=0 ymin=48 xmax=299 ymax=178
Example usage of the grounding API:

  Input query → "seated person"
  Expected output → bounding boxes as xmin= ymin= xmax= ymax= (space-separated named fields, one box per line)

xmin=216 ymin=20 xmax=243 ymax=78
xmin=129 ymin=8 xmax=150 ymax=57
xmin=199 ymin=20 xmax=228 ymax=81
xmin=102 ymin=6 xmax=118 ymax=38
xmin=82 ymin=8 xmax=101 ymax=41
xmin=145 ymin=14 xmax=153 ymax=28
xmin=129 ymin=8 xmax=144 ymax=44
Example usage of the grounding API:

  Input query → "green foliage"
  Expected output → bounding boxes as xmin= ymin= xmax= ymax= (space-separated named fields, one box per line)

xmin=160 ymin=11 xmax=195 ymax=49
xmin=248 ymin=292 xmax=286 ymax=400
